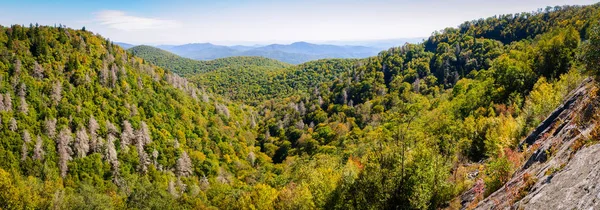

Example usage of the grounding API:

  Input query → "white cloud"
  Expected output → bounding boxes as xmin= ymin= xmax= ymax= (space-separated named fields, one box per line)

xmin=94 ymin=10 xmax=181 ymax=31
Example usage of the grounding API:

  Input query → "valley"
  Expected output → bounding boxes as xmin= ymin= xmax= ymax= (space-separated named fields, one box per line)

xmin=1 ymin=2 xmax=600 ymax=210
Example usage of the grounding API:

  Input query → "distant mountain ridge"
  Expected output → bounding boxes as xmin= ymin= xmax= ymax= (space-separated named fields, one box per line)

xmin=159 ymin=42 xmax=381 ymax=64
xmin=114 ymin=42 xmax=135 ymax=49
xmin=118 ymin=41 xmax=387 ymax=64
xmin=157 ymin=43 xmax=239 ymax=61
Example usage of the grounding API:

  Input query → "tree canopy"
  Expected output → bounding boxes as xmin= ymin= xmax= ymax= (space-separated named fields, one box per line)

xmin=1 ymin=3 xmax=600 ymax=209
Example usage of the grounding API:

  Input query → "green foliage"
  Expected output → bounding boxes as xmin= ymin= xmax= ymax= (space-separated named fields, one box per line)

xmin=533 ymin=27 xmax=580 ymax=79
xmin=581 ymin=24 xmax=600 ymax=74
xmin=484 ymin=156 xmax=514 ymax=197
xmin=128 ymin=45 xmax=291 ymax=76
xmin=1 ymin=3 xmax=599 ymax=209
xmin=0 ymin=24 xmax=266 ymax=208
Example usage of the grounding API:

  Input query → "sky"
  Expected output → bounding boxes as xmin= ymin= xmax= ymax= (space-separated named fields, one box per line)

xmin=0 ymin=0 xmax=597 ymax=45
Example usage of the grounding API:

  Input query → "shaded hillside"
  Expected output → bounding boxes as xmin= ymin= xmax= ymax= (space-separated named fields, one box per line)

xmin=128 ymin=45 xmax=290 ymax=76
xmin=128 ymin=45 xmax=208 ymax=75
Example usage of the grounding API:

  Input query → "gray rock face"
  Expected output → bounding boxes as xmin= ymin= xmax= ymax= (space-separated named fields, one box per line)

xmin=471 ymin=78 xmax=600 ymax=209
xmin=519 ymin=144 xmax=600 ymax=209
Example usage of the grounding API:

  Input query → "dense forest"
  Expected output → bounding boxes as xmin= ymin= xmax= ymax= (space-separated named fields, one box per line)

xmin=1 ymin=3 xmax=600 ymax=209
xmin=128 ymin=45 xmax=291 ymax=76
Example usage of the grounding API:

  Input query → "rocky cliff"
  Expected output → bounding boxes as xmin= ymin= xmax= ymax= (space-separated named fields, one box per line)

xmin=467 ymin=78 xmax=600 ymax=209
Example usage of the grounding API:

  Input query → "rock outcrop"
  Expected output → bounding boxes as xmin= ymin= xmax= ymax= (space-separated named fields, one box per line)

xmin=471 ymin=78 xmax=600 ymax=209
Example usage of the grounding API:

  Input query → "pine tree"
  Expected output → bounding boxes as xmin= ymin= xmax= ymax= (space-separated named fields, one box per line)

xmin=18 ymin=96 xmax=28 ymax=114
xmin=137 ymin=76 xmax=143 ymax=89
xmin=299 ymin=101 xmax=306 ymax=115
xmin=75 ymin=127 xmax=90 ymax=158
xmin=100 ymin=62 xmax=109 ymax=86
xmin=44 ymin=118 xmax=57 ymax=138
xmin=168 ymin=179 xmax=178 ymax=197
xmin=137 ymin=144 xmax=149 ymax=174
xmin=88 ymin=115 xmax=100 ymax=152
xmin=106 ymin=120 xmax=118 ymax=135
xmin=135 ymin=122 xmax=151 ymax=173
xmin=21 ymin=130 xmax=31 ymax=161
xmin=215 ymin=103 xmax=231 ymax=118
xmin=105 ymin=133 xmax=120 ymax=185
xmin=121 ymin=120 xmax=134 ymax=148
xmin=33 ymin=61 xmax=44 ymax=79
xmin=9 ymin=118 xmax=17 ymax=132
xmin=110 ymin=64 xmax=118 ymax=88
xmin=13 ymin=59 xmax=21 ymax=75
xmin=137 ymin=121 xmax=151 ymax=145
xmin=4 ymin=93 xmax=12 ymax=111
xmin=202 ymin=92 xmax=209 ymax=102
xmin=191 ymin=89 xmax=198 ymax=101
xmin=152 ymin=149 xmax=159 ymax=166
xmin=200 ymin=175 xmax=210 ymax=191
xmin=248 ymin=151 xmax=256 ymax=166
xmin=0 ymin=95 xmax=4 ymax=111
xmin=176 ymin=151 xmax=193 ymax=177
xmin=173 ymin=139 xmax=180 ymax=149
xmin=33 ymin=135 xmax=44 ymax=161
xmin=57 ymin=127 xmax=73 ymax=178
xmin=216 ymin=167 xmax=232 ymax=184
xmin=51 ymin=81 xmax=62 ymax=105
xmin=176 ymin=178 xmax=187 ymax=195
xmin=17 ymin=82 xmax=26 ymax=97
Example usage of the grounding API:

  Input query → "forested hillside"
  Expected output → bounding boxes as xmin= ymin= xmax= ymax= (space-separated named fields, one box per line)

xmin=247 ymin=4 xmax=599 ymax=208
xmin=130 ymin=45 xmax=353 ymax=105
xmin=0 ymin=24 xmax=275 ymax=209
xmin=128 ymin=45 xmax=290 ymax=76
xmin=1 ymin=3 xmax=600 ymax=209
xmin=189 ymin=59 xmax=357 ymax=105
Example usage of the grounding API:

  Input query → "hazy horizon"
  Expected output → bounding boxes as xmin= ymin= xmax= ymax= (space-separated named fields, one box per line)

xmin=115 ymin=37 xmax=426 ymax=47
xmin=1 ymin=0 xmax=597 ymax=45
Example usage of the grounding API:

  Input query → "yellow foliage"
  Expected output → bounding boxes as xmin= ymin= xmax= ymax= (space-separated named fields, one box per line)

xmin=239 ymin=183 xmax=279 ymax=210
xmin=276 ymin=183 xmax=316 ymax=210
xmin=190 ymin=151 xmax=207 ymax=163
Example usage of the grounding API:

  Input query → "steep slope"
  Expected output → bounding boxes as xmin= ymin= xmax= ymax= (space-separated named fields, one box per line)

xmin=0 ymin=24 xmax=273 ymax=209
xmin=2 ymin=3 xmax=600 ymax=210
xmin=468 ymin=78 xmax=600 ymax=209
xmin=235 ymin=4 xmax=600 ymax=209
